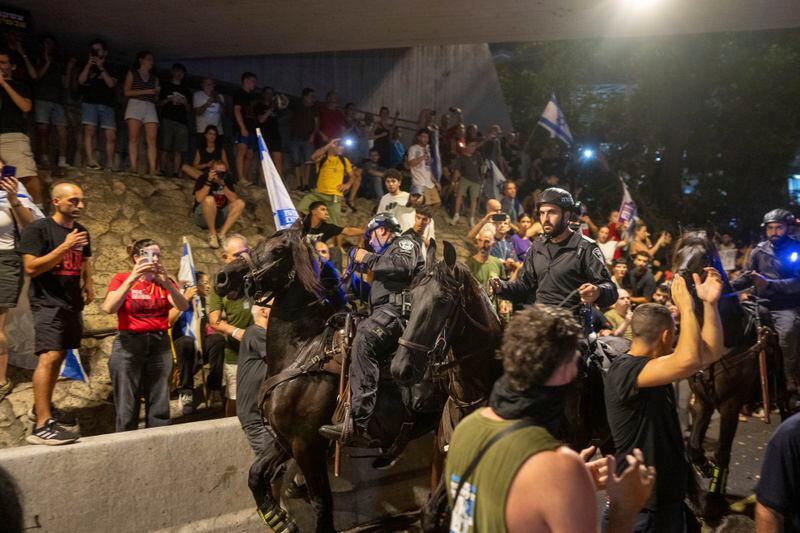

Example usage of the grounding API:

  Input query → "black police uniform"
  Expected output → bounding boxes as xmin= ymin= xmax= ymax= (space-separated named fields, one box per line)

xmin=732 ymin=236 xmax=800 ymax=397
xmin=350 ymin=233 xmax=425 ymax=433
xmin=496 ymin=230 xmax=618 ymax=312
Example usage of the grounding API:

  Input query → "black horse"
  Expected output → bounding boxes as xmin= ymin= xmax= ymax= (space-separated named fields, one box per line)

xmin=215 ymin=225 xmax=439 ymax=532
xmin=673 ymin=230 xmax=786 ymax=519
xmin=392 ymin=242 xmax=504 ymax=490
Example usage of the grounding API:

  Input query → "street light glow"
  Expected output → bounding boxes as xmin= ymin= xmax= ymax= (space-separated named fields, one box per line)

xmin=582 ymin=148 xmax=595 ymax=159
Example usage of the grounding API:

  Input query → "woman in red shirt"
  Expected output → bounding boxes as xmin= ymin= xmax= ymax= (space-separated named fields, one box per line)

xmin=102 ymin=238 xmax=188 ymax=432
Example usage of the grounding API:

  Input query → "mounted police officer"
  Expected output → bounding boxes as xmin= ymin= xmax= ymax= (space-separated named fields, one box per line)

xmin=732 ymin=208 xmax=800 ymax=411
xmin=489 ymin=187 xmax=617 ymax=315
xmin=319 ymin=213 xmax=425 ymax=444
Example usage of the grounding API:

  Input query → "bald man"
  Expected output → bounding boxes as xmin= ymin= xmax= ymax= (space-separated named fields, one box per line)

xmin=19 ymin=182 xmax=93 ymax=445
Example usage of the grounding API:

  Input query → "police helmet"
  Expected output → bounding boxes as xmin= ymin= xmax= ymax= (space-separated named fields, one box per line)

xmin=365 ymin=212 xmax=402 ymax=240
xmin=536 ymin=187 xmax=575 ymax=212
xmin=761 ymin=208 xmax=796 ymax=228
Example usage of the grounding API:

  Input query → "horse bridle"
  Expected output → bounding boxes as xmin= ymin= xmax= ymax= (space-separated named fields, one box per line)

xmin=239 ymin=251 xmax=291 ymax=302
xmin=396 ymin=273 xmax=497 ymax=376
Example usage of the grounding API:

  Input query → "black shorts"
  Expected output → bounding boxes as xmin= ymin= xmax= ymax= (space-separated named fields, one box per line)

xmin=0 ymin=251 xmax=23 ymax=308
xmin=32 ymin=305 xmax=83 ymax=354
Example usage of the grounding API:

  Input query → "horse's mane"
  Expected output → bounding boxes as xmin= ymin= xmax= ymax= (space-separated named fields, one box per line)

xmin=415 ymin=260 xmax=502 ymax=332
xmin=255 ymin=227 xmax=323 ymax=297
xmin=672 ymin=229 xmax=720 ymax=273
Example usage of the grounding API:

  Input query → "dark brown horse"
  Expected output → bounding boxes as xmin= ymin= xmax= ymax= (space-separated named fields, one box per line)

xmin=392 ymin=242 xmax=504 ymax=492
xmin=673 ymin=230 xmax=786 ymax=520
xmin=214 ymin=227 xmax=439 ymax=532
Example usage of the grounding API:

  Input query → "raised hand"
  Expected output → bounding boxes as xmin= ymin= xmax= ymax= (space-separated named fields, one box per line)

xmin=670 ymin=275 xmax=694 ymax=312
xmin=606 ymin=448 xmax=655 ymax=517
xmin=63 ymin=229 xmax=89 ymax=250
xmin=693 ymin=267 xmax=723 ymax=304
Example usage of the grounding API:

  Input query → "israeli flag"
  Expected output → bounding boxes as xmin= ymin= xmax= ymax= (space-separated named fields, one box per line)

xmin=430 ymin=127 xmax=442 ymax=183
xmin=177 ymin=237 xmax=202 ymax=357
xmin=538 ymin=95 xmax=574 ymax=147
xmin=489 ymin=160 xmax=507 ymax=200
xmin=59 ymin=349 xmax=88 ymax=381
xmin=617 ymin=177 xmax=638 ymax=239
xmin=257 ymin=128 xmax=298 ymax=229
xmin=0 ymin=181 xmax=44 ymax=219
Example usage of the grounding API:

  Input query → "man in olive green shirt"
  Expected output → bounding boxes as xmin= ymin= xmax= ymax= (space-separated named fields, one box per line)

xmin=445 ymin=305 xmax=654 ymax=532
xmin=467 ymin=230 xmax=507 ymax=298
xmin=603 ymin=288 xmax=633 ymax=340
xmin=209 ymin=234 xmax=254 ymax=416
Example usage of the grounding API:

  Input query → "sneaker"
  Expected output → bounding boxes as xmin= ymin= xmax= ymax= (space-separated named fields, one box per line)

xmin=0 ymin=379 xmax=13 ymax=402
xmin=26 ymin=418 xmax=79 ymax=446
xmin=468 ymin=216 xmax=476 ymax=228
xmin=57 ymin=156 xmax=69 ymax=169
xmin=208 ymin=390 xmax=224 ymax=409
xmin=27 ymin=405 xmax=78 ymax=427
xmin=449 ymin=213 xmax=460 ymax=226
xmin=208 ymin=234 xmax=220 ymax=249
xmin=86 ymin=161 xmax=103 ymax=171
xmin=179 ymin=390 xmax=195 ymax=415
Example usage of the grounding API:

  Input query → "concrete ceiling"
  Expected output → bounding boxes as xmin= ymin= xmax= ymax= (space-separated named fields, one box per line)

xmin=15 ymin=0 xmax=800 ymax=59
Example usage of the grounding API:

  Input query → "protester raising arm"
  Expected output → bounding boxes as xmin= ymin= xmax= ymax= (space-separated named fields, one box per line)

xmin=635 ymin=270 xmax=723 ymax=388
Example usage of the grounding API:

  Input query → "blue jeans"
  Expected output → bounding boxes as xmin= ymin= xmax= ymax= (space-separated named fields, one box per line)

xmin=109 ymin=331 xmax=172 ymax=432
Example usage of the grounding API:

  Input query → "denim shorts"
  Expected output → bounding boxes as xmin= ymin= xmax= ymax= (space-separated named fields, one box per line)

xmin=81 ymin=103 xmax=117 ymax=130
xmin=34 ymin=100 xmax=67 ymax=127
xmin=193 ymin=203 xmax=228 ymax=229
xmin=289 ymin=138 xmax=314 ymax=165
xmin=235 ymin=132 xmax=257 ymax=150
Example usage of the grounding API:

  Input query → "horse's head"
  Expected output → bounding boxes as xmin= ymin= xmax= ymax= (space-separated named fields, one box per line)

xmin=214 ymin=221 xmax=322 ymax=301
xmin=392 ymin=241 xmax=464 ymax=385
xmin=672 ymin=229 xmax=721 ymax=282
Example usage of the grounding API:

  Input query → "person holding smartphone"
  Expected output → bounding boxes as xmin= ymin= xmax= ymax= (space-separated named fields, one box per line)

xmin=0 ymin=49 xmax=42 ymax=205
xmin=0 ymin=169 xmax=38 ymax=403
xmin=102 ymin=238 xmax=188 ymax=432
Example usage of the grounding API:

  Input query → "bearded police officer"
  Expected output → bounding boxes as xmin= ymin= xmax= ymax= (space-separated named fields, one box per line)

xmin=320 ymin=213 xmax=425 ymax=444
xmin=732 ymin=208 xmax=800 ymax=411
xmin=490 ymin=188 xmax=617 ymax=313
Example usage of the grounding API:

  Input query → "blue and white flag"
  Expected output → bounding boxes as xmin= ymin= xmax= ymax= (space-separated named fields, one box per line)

xmin=177 ymin=237 xmax=202 ymax=356
xmin=618 ymin=177 xmax=638 ymax=239
xmin=257 ymin=128 xmax=298 ymax=229
xmin=430 ymin=127 xmax=442 ymax=183
xmin=537 ymin=95 xmax=574 ymax=147
xmin=59 ymin=348 xmax=88 ymax=381
xmin=489 ymin=160 xmax=507 ymax=200
xmin=0 ymin=181 xmax=44 ymax=219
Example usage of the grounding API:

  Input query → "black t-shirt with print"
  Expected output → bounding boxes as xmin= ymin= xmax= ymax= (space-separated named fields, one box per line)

xmin=193 ymin=170 xmax=236 ymax=209
xmin=755 ymin=413 xmax=800 ymax=532
xmin=18 ymin=218 xmax=92 ymax=310
xmin=302 ymin=217 xmax=343 ymax=243
xmin=605 ymin=354 xmax=689 ymax=510
xmin=0 ymin=79 xmax=31 ymax=134
xmin=160 ymin=81 xmax=192 ymax=124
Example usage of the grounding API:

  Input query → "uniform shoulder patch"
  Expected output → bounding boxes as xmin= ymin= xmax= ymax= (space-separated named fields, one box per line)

xmin=397 ymin=239 xmax=414 ymax=253
xmin=592 ymin=247 xmax=605 ymax=263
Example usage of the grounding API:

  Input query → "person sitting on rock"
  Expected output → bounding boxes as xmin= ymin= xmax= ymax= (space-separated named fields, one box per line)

xmin=192 ymin=160 xmax=246 ymax=249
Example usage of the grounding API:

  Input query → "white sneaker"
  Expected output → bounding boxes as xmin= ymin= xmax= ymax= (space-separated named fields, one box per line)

xmin=449 ymin=213 xmax=460 ymax=226
xmin=179 ymin=391 xmax=194 ymax=415
xmin=469 ymin=217 xmax=476 ymax=227
xmin=58 ymin=156 xmax=69 ymax=168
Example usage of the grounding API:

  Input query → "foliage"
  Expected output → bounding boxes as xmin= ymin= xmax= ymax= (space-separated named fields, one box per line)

xmin=497 ymin=30 xmax=800 ymax=239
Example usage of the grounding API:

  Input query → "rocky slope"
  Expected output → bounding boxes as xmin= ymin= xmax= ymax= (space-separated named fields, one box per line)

xmin=1 ymin=168 xmax=473 ymax=447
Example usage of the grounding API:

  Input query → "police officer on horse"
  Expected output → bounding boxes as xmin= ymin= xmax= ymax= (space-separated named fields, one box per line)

xmin=490 ymin=187 xmax=617 ymax=314
xmin=319 ymin=213 xmax=425 ymax=444
xmin=732 ymin=208 xmax=800 ymax=412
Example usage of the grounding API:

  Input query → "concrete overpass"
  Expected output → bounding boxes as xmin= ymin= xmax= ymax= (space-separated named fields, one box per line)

xmin=15 ymin=0 xmax=800 ymax=58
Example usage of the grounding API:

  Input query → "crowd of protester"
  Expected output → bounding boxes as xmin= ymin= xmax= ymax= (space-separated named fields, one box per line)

xmin=0 ymin=30 xmax=798 ymax=533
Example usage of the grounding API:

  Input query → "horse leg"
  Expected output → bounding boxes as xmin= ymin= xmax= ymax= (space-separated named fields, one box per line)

xmin=430 ymin=432 xmax=444 ymax=494
xmin=292 ymin=438 xmax=335 ymax=533
xmin=688 ymin=384 xmax=714 ymax=477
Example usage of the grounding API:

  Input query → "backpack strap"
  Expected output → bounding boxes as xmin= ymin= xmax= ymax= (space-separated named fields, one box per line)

xmin=451 ymin=418 xmax=537 ymax=518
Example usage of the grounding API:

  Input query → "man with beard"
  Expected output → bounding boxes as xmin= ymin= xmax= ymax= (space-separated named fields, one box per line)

xmin=732 ymin=208 xmax=800 ymax=411
xmin=490 ymin=188 xmax=617 ymax=318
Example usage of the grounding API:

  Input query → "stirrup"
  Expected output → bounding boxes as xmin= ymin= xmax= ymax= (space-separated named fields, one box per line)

xmin=257 ymin=500 xmax=299 ymax=533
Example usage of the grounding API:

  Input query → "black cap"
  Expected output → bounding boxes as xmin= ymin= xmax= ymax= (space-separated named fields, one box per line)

xmin=762 ymin=208 xmax=795 ymax=228
xmin=536 ymin=187 xmax=575 ymax=212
